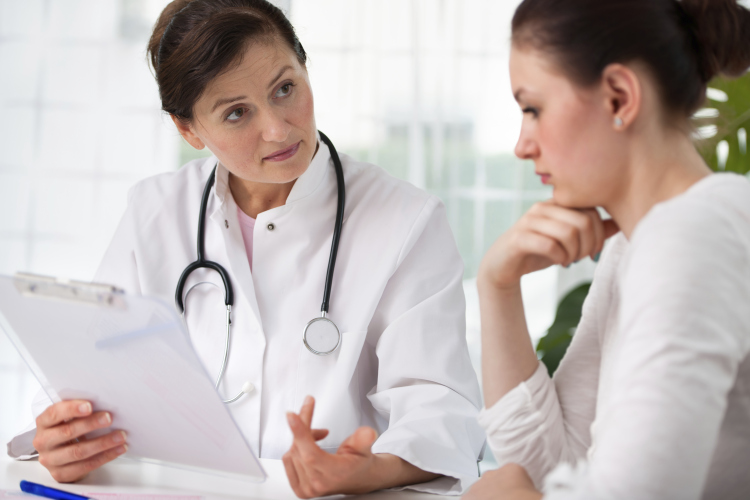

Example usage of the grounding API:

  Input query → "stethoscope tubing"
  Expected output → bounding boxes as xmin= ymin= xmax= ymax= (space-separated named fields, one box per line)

xmin=318 ymin=131 xmax=345 ymax=315
xmin=175 ymin=170 xmax=234 ymax=313
xmin=174 ymin=131 xmax=346 ymax=402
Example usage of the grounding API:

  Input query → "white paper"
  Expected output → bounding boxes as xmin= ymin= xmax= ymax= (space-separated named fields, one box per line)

xmin=0 ymin=274 xmax=265 ymax=482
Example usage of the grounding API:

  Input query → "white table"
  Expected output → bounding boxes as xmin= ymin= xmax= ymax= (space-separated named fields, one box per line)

xmin=0 ymin=455 xmax=445 ymax=500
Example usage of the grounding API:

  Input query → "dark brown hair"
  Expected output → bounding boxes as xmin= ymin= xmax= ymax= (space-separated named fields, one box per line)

xmin=512 ymin=0 xmax=750 ymax=117
xmin=147 ymin=0 xmax=307 ymax=122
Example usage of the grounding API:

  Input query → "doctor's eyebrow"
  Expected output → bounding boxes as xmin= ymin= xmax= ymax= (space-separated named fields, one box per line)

xmin=267 ymin=65 xmax=293 ymax=90
xmin=211 ymin=96 xmax=247 ymax=113
xmin=513 ymin=89 xmax=526 ymax=102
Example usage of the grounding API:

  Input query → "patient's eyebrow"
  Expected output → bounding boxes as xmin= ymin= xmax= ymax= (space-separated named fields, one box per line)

xmin=212 ymin=95 xmax=246 ymax=113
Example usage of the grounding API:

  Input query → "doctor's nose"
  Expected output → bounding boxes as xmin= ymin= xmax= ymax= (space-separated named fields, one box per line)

xmin=260 ymin=109 xmax=292 ymax=144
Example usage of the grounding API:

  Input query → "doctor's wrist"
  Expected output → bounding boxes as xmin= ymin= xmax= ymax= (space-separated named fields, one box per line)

xmin=366 ymin=453 xmax=440 ymax=491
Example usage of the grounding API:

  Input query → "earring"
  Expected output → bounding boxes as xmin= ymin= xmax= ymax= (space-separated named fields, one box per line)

xmin=614 ymin=116 xmax=624 ymax=128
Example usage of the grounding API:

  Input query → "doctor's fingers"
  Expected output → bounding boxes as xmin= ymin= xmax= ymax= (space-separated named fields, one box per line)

xmin=34 ymin=411 xmax=114 ymax=451
xmin=311 ymin=429 xmax=329 ymax=441
xmin=44 ymin=444 xmax=128 ymax=484
xmin=337 ymin=426 xmax=377 ymax=456
xmin=39 ymin=431 xmax=127 ymax=468
xmin=285 ymin=453 xmax=332 ymax=499
xmin=36 ymin=400 xmax=94 ymax=430
xmin=281 ymin=453 xmax=302 ymax=495
xmin=298 ymin=396 xmax=315 ymax=427
xmin=286 ymin=413 xmax=325 ymax=457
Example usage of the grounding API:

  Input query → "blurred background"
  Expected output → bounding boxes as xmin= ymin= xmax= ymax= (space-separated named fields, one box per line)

xmin=1 ymin=0 xmax=747 ymax=470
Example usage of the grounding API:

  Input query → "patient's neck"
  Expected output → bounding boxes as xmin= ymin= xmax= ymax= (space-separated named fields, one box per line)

xmin=604 ymin=128 xmax=712 ymax=239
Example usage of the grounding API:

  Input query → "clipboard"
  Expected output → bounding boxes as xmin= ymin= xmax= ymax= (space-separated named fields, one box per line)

xmin=0 ymin=273 xmax=266 ymax=482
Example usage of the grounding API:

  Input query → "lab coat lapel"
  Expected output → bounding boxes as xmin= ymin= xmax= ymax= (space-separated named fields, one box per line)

xmin=209 ymin=164 xmax=264 ymax=330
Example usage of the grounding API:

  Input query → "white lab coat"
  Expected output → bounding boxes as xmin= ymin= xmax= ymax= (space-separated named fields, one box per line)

xmin=7 ymin=137 xmax=485 ymax=494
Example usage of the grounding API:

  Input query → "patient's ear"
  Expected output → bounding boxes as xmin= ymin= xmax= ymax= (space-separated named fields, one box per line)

xmin=171 ymin=115 xmax=206 ymax=150
xmin=600 ymin=63 xmax=642 ymax=130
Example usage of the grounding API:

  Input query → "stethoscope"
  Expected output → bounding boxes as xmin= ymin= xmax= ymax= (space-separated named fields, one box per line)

xmin=174 ymin=131 xmax=345 ymax=404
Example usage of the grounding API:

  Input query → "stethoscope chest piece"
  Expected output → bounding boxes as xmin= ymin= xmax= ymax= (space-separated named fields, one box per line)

xmin=303 ymin=314 xmax=341 ymax=355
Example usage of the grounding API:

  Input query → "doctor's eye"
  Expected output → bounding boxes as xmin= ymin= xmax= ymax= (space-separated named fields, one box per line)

xmin=226 ymin=107 xmax=247 ymax=122
xmin=522 ymin=106 xmax=539 ymax=118
xmin=275 ymin=83 xmax=295 ymax=98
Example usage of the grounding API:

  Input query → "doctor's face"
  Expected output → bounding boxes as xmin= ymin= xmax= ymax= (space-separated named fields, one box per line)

xmin=176 ymin=40 xmax=317 ymax=185
xmin=509 ymin=46 xmax=626 ymax=208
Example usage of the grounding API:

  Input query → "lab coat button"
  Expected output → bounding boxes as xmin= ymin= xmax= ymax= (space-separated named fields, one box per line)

xmin=267 ymin=223 xmax=275 ymax=231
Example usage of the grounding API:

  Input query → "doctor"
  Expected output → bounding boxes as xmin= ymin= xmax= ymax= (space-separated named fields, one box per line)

xmin=7 ymin=0 xmax=485 ymax=497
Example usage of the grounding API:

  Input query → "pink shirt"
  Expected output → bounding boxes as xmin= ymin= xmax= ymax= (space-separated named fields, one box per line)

xmin=236 ymin=206 xmax=256 ymax=271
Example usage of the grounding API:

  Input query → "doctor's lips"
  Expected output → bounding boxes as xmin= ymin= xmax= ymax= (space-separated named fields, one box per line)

xmin=263 ymin=141 xmax=301 ymax=162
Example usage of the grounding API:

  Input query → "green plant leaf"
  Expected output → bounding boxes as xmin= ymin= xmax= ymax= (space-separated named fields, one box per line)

xmin=536 ymin=282 xmax=591 ymax=376
xmin=695 ymin=73 xmax=750 ymax=174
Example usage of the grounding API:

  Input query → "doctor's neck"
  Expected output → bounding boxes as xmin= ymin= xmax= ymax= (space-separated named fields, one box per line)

xmin=229 ymin=140 xmax=320 ymax=219
xmin=229 ymin=173 xmax=295 ymax=219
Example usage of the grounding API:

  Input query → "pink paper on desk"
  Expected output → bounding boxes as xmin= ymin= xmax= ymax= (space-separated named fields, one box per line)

xmin=90 ymin=494 xmax=203 ymax=500
xmin=1 ymin=491 xmax=202 ymax=500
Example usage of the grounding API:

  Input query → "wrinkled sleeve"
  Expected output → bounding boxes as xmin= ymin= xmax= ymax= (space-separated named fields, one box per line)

xmin=366 ymin=196 xmax=486 ymax=495
xmin=6 ymin=187 xmax=142 ymax=459
xmin=477 ymin=235 xmax=628 ymax=488
xmin=544 ymin=203 xmax=750 ymax=499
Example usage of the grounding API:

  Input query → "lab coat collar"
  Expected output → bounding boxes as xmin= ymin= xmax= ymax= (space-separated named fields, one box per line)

xmin=211 ymin=131 xmax=330 ymax=209
xmin=286 ymin=131 xmax=330 ymax=205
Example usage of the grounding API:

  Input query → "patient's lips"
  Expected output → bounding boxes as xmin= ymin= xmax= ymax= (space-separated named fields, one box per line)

xmin=536 ymin=171 xmax=551 ymax=185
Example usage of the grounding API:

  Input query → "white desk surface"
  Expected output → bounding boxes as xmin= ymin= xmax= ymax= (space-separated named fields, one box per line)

xmin=0 ymin=455 xmax=447 ymax=500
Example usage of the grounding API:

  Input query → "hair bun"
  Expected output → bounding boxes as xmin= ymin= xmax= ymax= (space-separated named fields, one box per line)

xmin=679 ymin=0 xmax=750 ymax=82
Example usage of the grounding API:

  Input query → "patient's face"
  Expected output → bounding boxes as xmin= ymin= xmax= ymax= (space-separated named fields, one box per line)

xmin=509 ymin=46 xmax=625 ymax=208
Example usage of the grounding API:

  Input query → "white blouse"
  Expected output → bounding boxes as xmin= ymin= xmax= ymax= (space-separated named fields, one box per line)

xmin=479 ymin=173 xmax=750 ymax=500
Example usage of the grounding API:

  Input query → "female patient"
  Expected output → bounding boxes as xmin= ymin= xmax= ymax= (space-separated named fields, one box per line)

xmin=468 ymin=0 xmax=750 ymax=499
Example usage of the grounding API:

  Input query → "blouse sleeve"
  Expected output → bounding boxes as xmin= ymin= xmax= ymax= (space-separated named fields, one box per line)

xmin=477 ymin=234 xmax=628 ymax=488
xmin=545 ymin=201 xmax=750 ymax=499
xmin=366 ymin=196 xmax=486 ymax=496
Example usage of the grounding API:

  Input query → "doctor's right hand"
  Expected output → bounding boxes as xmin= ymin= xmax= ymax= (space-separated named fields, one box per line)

xmin=33 ymin=400 xmax=128 ymax=483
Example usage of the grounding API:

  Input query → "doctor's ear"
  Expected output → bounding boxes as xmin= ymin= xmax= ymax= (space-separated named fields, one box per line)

xmin=599 ymin=63 xmax=642 ymax=131
xmin=171 ymin=115 xmax=206 ymax=150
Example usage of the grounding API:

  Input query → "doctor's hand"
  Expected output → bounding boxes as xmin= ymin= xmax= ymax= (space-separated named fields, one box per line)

xmin=282 ymin=396 xmax=439 ymax=498
xmin=479 ymin=200 xmax=619 ymax=290
xmin=33 ymin=400 xmax=128 ymax=483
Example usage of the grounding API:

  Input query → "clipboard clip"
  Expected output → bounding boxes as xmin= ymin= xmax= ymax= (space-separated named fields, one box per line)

xmin=14 ymin=272 xmax=126 ymax=308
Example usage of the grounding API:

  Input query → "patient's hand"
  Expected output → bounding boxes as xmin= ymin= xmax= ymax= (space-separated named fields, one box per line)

xmin=282 ymin=396 xmax=439 ymax=498
xmin=33 ymin=400 xmax=128 ymax=482
xmin=463 ymin=464 xmax=541 ymax=500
